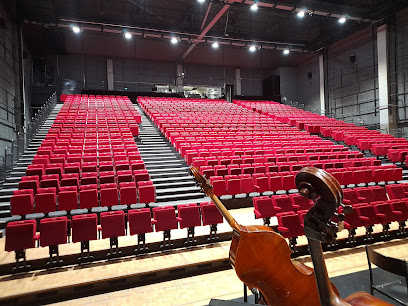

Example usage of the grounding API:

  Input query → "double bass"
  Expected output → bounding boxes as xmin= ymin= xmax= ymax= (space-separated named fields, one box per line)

xmin=190 ymin=166 xmax=392 ymax=305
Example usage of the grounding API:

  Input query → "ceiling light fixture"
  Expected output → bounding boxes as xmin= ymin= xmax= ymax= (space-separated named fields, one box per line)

xmin=249 ymin=45 xmax=256 ymax=52
xmin=72 ymin=25 xmax=81 ymax=33
xmin=171 ymin=37 xmax=178 ymax=44
xmin=250 ymin=2 xmax=258 ymax=11
xmin=124 ymin=32 xmax=132 ymax=39
xmin=283 ymin=49 xmax=290 ymax=55
xmin=197 ymin=0 xmax=205 ymax=3
xmin=339 ymin=17 xmax=346 ymax=24
xmin=297 ymin=10 xmax=305 ymax=18
xmin=212 ymin=42 xmax=219 ymax=48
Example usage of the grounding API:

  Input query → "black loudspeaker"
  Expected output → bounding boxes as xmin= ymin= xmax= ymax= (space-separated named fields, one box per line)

xmin=350 ymin=55 xmax=356 ymax=63
xmin=307 ymin=72 xmax=312 ymax=79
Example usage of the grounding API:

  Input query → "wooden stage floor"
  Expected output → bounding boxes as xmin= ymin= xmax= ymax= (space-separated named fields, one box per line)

xmin=0 ymin=207 xmax=407 ymax=305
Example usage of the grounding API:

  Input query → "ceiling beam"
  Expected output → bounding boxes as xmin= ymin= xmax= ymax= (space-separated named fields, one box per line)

xmin=226 ymin=0 xmax=373 ymax=23
xmin=201 ymin=2 xmax=212 ymax=30
xmin=179 ymin=4 xmax=230 ymax=62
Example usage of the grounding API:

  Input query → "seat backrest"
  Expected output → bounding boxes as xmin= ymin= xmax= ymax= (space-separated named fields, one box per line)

xmin=5 ymin=220 xmax=37 ymax=251
xmin=40 ymin=217 xmax=68 ymax=247
xmin=153 ymin=206 xmax=178 ymax=231
xmin=178 ymin=204 xmax=201 ymax=228
xmin=365 ymin=245 xmax=408 ymax=277
xmin=128 ymin=208 xmax=153 ymax=235
xmin=200 ymin=202 xmax=223 ymax=226
xmin=71 ymin=214 xmax=98 ymax=242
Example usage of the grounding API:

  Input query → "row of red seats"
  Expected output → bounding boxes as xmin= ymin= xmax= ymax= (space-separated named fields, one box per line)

xmin=235 ymin=100 xmax=408 ymax=158
xmin=12 ymin=178 xmax=155 ymax=216
xmin=253 ymin=194 xmax=313 ymax=225
xmin=6 ymin=202 xmax=223 ymax=267
xmin=12 ymin=95 xmax=155 ymax=217
xmin=195 ymin=157 xmax=380 ymax=175
xmin=208 ymin=165 xmax=401 ymax=198
xmin=252 ymin=186 xmax=408 ymax=248
xmin=187 ymin=151 xmax=363 ymax=166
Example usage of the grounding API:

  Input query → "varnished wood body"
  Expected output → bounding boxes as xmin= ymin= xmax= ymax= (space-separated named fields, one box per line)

xmin=229 ymin=225 xmax=322 ymax=306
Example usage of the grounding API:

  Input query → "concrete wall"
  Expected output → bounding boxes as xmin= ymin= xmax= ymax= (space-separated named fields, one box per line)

xmin=394 ymin=8 xmax=408 ymax=136
xmin=0 ymin=2 xmax=26 ymax=160
xmin=44 ymin=54 xmax=265 ymax=96
xmin=326 ymin=27 xmax=378 ymax=126
xmin=296 ymin=57 xmax=320 ymax=111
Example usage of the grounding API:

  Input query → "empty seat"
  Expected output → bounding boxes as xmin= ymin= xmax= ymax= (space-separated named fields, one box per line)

xmin=99 ymin=211 xmax=126 ymax=256
xmin=10 ymin=193 xmax=34 ymax=216
xmin=356 ymin=204 xmax=380 ymax=240
xmin=79 ymin=188 xmax=99 ymax=211
xmin=200 ymin=202 xmax=223 ymax=240
xmin=178 ymin=203 xmax=202 ymax=243
xmin=210 ymin=176 xmax=227 ymax=197
xmin=252 ymin=196 xmax=277 ymax=226
xmin=138 ymin=182 xmax=156 ymax=204
xmin=100 ymin=183 xmax=119 ymax=209
xmin=72 ymin=214 xmax=98 ymax=260
xmin=128 ymin=208 xmax=153 ymax=252
xmin=58 ymin=186 xmax=78 ymax=212
xmin=277 ymin=212 xmax=304 ymax=250
xmin=289 ymin=194 xmax=313 ymax=212
xmin=120 ymin=184 xmax=138 ymax=207
xmin=39 ymin=217 xmax=68 ymax=265
xmin=239 ymin=174 xmax=255 ymax=194
xmin=5 ymin=220 xmax=39 ymax=269
xmin=153 ymin=206 xmax=180 ymax=248
xmin=35 ymin=192 xmax=56 ymax=215
xmin=225 ymin=175 xmax=241 ymax=196
xmin=272 ymin=195 xmax=294 ymax=213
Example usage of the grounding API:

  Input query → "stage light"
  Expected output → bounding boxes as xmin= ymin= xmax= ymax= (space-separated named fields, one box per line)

xmin=297 ymin=10 xmax=305 ymax=18
xmin=339 ymin=17 xmax=346 ymax=24
xmin=197 ymin=0 xmax=205 ymax=3
xmin=124 ymin=32 xmax=132 ymax=39
xmin=250 ymin=3 xmax=258 ymax=11
xmin=249 ymin=45 xmax=256 ymax=52
xmin=72 ymin=25 xmax=81 ymax=34
xmin=212 ymin=42 xmax=219 ymax=48
xmin=283 ymin=49 xmax=290 ymax=55
xmin=171 ymin=37 xmax=178 ymax=44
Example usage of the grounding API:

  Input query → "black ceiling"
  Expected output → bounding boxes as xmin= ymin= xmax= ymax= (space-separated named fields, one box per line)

xmin=17 ymin=0 xmax=408 ymax=54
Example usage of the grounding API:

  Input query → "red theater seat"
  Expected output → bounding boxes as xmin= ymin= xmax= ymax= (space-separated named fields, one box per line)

xmin=40 ymin=217 xmax=68 ymax=264
xmin=11 ymin=193 xmax=34 ymax=216
xmin=178 ymin=203 xmax=202 ymax=243
xmin=71 ymin=213 xmax=98 ymax=258
xmin=58 ymin=186 xmax=78 ymax=211
xmin=100 ymin=211 xmax=126 ymax=256
xmin=128 ymin=208 xmax=153 ymax=251
xmin=200 ymin=202 xmax=223 ymax=239
xmin=253 ymin=196 xmax=277 ymax=226
xmin=153 ymin=206 xmax=180 ymax=247
xmin=5 ymin=220 xmax=39 ymax=269
xmin=35 ymin=192 xmax=56 ymax=215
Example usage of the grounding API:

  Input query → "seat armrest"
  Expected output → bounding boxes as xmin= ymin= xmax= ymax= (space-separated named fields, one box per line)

xmin=277 ymin=226 xmax=289 ymax=232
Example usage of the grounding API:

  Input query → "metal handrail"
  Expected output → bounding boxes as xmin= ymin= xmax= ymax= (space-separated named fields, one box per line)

xmin=0 ymin=92 xmax=57 ymax=182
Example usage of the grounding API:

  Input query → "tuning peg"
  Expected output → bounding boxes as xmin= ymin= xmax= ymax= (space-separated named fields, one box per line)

xmin=334 ymin=212 xmax=345 ymax=222
xmin=340 ymin=204 xmax=352 ymax=214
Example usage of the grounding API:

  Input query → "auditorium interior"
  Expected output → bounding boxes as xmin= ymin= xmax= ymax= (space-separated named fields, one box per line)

xmin=1 ymin=0 xmax=408 ymax=305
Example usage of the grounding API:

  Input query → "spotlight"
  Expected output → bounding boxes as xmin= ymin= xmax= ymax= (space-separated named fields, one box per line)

xmin=124 ymin=32 xmax=132 ymax=39
xmin=72 ymin=25 xmax=81 ymax=34
xmin=249 ymin=45 xmax=256 ymax=52
xmin=171 ymin=37 xmax=178 ymax=44
xmin=339 ymin=17 xmax=346 ymax=24
xmin=297 ymin=10 xmax=305 ymax=18
xmin=197 ymin=0 xmax=205 ymax=2
xmin=212 ymin=42 xmax=219 ymax=48
xmin=283 ymin=49 xmax=290 ymax=55
xmin=250 ymin=3 xmax=258 ymax=11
